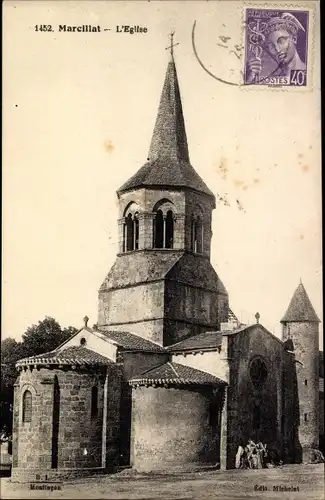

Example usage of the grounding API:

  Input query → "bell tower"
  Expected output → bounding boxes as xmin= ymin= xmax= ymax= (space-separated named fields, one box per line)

xmin=98 ymin=44 xmax=228 ymax=346
xmin=281 ymin=281 xmax=320 ymax=462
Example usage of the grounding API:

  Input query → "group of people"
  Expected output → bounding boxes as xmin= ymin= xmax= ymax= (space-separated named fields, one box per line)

xmin=235 ymin=439 xmax=277 ymax=469
xmin=235 ymin=439 xmax=325 ymax=469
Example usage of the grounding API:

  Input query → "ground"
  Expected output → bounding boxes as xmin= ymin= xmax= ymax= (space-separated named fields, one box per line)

xmin=1 ymin=465 xmax=324 ymax=500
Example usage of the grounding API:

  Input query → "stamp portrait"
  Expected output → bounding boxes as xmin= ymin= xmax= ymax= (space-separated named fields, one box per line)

xmin=244 ymin=8 xmax=309 ymax=86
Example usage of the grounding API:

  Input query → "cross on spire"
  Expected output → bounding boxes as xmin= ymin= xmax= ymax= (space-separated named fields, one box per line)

xmin=165 ymin=30 xmax=179 ymax=59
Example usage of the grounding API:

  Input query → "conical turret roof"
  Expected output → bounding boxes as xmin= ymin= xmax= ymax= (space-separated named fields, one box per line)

xmin=118 ymin=56 xmax=215 ymax=203
xmin=281 ymin=282 xmax=320 ymax=323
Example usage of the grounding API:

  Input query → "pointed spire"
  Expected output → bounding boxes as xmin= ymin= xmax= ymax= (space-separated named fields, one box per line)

xmin=118 ymin=49 xmax=215 ymax=201
xmin=148 ymin=56 xmax=189 ymax=163
xmin=281 ymin=282 xmax=320 ymax=323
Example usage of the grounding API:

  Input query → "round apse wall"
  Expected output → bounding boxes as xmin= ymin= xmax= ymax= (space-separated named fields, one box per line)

xmin=249 ymin=357 xmax=268 ymax=387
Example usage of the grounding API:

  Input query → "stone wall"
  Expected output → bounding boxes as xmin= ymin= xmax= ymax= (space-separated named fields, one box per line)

xmin=164 ymin=253 xmax=229 ymax=344
xmin=319 ymin=391 xmax=324 ymax=453
xmin=98 ymin=248 xmax=228 ymax=346
xmin=12 ymin=368 xmax=56 ymax=474
xmin=101 ymin=281 xmax=164 ymax=326
xmin=122 ymin=352 xmax=169 ymax=379
xmin=282 ymin=349 xmax=300 ymax=463
xmin=164 ymin=282 xmax=218 ymax=341
xmin=117 ymin=188 xmax=186 ymax=252
xmin=282 ymin=322 xmax=319 ymax=461
xmin=105 ymin=366 xmax=123 ymax=467
xmin=11 ymin=364 xmax=122 ymax=482
xmin=185 ymin=190 xmax=214 ymax=257
xmin=224 ymin=327 xmax=284 ymax=469
xmin=130 ymin=385 xmax=219 ymax=471
xmin=55 ymin=370 xmax=105 ymax=469
xmin=319 ymin=389 xmax=324 ymax=436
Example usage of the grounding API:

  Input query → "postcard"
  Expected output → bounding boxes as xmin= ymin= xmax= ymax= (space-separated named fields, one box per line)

xmin=2 ymin=1 xmax=323 ymax=498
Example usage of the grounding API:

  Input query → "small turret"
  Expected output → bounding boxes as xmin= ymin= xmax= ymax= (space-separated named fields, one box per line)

xmin=281 ymin=281 xmax=320 ymax=462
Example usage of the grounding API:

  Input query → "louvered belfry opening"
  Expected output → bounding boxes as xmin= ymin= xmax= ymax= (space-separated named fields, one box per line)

xmin=153 ymin=209 xmax=174 ymax=249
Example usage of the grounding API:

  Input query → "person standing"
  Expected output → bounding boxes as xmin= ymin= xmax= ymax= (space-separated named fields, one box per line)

xmin=246 ymin=439 xmax=257 ymax=468
xmin=257 ymin=442 xmax=267 ymax=468
xmin=235 ymin=444 xmax=245 ymax=469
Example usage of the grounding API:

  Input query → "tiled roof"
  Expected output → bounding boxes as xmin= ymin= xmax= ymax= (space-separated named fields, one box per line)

xmin=16 ymin=346 xmax=113 ymax=368
xmin=117 ymin=59 xmax=215 ymax=202
xmin=99 ymin=251 xmax=182 ymax=291
xmin=228 ymin=308 xmax=239 ymax=323
xmin=281 ymin=282 xmax=320 ymax=323
xmin=167 ymin=331 xmax=223 ymax=352
xmin=148 ymin=59 xmax=190 ymax=164
xmin=118 ymin=159 xmax=215 ymax=200
xmin=129 ymin=362 xmax=226 ymax=387
xmin=166 ymin=252 xmax=228 ymax=294
xmin=320 ymin=377 xmax=324 ymax=393
xmin=98 ymin=329 xmax=167 ymax=352
xmin=99 ymin=251 xmax=227 ymax=295
xmin=168 ymin=324 xmax=284 ymax=353
xmin=221 ymin=324 xmax=253 ymax=336
xmin=221 ymin=323 xmax=285 ymax=346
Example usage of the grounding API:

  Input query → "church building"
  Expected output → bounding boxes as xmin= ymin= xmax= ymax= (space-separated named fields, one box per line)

xmin=11 ymin=49 xmax=323 ymax=482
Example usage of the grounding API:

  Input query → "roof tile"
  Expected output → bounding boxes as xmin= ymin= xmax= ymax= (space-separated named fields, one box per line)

xmin=281 ymin=283 xmax=320 ymax=323
xmin=99 ymin=251 xmax=182 ymax=291
xmin=129 ymin=361 xmax=226 ymax=386
xmin=98 ymin=329 xmax=167 ymax=352
xmin=16 ymin=346 xmax=112 ymax=367
xmin=167 ymin=331 xmax=223 ymax=352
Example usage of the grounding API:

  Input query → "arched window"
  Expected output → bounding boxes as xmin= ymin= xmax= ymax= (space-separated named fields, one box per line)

xmin=123 ymin=210 xmax=140 ymax=252
xmin=133 ymin=213 xmax=139 ymax=250
xmin=126 ymin=213 xmax=134 ymax=251
xmin=152 ymin=199 xmax=175 ymax=250
xmin=91 ymin=386 xmax=98 ymax=419
xmin=165 ymin=210 xmax=174 ymax=249
xmin=191 ymin=217 xmax=197 ymax=252
xmin=197 ymin=217 xmax=203 ymax=253
xmin=250 ymin=358 xmax=268 ymax=388
xmin=22 ymin=390 xmax=32 ymax=423
xmin=191 ymin=216 xmax=204 ymax=253
xmin=153 ymin=209 xmax=174 ymax=249
xmin=154 ymin=210 xmax=164 ymax=248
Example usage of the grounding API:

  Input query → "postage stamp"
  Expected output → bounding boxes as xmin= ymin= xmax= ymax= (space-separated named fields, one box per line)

xmin=244 ymin=8 xmax=309 ymax=87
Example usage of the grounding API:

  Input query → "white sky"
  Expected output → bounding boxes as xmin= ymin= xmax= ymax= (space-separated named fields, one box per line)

xmin=2 ymin=1 xmax=322 ymax=348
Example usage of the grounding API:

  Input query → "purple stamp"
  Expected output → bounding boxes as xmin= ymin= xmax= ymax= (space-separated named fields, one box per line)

xmin=244 ymin=8 xmax=309 ymax=87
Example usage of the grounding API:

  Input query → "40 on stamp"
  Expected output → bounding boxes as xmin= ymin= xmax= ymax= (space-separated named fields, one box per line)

xmin=244 ymin=8 xmax=309 ymax=87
